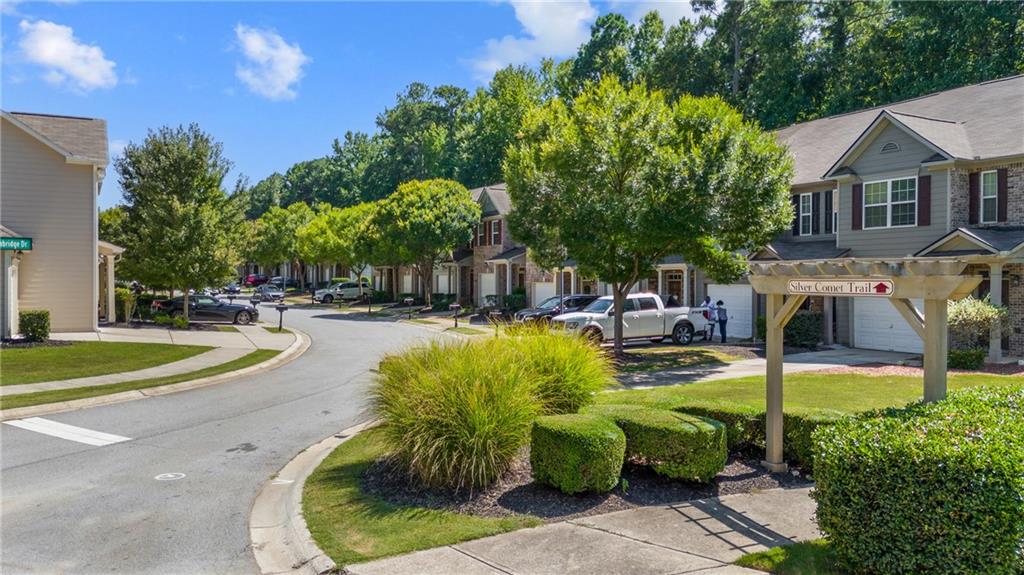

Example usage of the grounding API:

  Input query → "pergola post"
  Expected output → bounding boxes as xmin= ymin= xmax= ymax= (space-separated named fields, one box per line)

xmin=923 ymin=298 xmax=948 ymax=403
xmin=763 ymin=293 xmax=786 ymax=472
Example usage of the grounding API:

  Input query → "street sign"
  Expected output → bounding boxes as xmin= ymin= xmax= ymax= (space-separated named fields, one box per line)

xmin=0 ymin=237 xmax=31 ymax=251
xmin=786 ymin=278 xmax=894 ymax=297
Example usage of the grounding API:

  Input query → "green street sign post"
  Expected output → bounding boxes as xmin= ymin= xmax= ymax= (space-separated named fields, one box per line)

xmin=0 ymin=237 xmax=32 ymax=251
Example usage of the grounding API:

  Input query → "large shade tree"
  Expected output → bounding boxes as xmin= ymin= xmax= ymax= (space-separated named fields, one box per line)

xmin=505 ymin=77 xmax=793 ymax=355
xmin=245 ymin=202 xmax=315 ymax=288
xmin=371 ymin=179 xmax=480 ymax=306
xmin=116 ymin=124 xmax=241 ymax=320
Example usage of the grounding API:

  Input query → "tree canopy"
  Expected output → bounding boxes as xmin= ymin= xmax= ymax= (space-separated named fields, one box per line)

xmin=506 ymin=77 xmax=792 ymax=354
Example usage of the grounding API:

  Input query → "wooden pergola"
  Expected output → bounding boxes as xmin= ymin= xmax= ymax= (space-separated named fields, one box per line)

xmin=747 ymin=258 xmax=982 ymax=472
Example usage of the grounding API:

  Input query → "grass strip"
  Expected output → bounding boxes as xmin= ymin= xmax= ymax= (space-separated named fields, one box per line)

xmin=263 ymin=326 xmax=291 ymax=334
xmin=0 ymin=341 xmax=212 ymax=386
xmin=303 ymin=427 xmax=540 ymax=567
xmin=0 ymin=349 xmax=279 ymax=410
xmin=735 ymin=539 xmax=840 ymax=574
xmin=215 ymin=325 xmax=240 ymax=332
xmin=446 ymin=326 xmax=487 ymax=335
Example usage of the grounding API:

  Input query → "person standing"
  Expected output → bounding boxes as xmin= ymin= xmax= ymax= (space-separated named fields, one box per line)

xmin=716 ymin=300 xmax=728 ymax=343
xmin=702 ymin=295 xmax=716 ymax=341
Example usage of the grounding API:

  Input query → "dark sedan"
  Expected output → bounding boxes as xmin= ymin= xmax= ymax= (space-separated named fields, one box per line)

xmin=514 ymin=294 xmax=599 ymax=323
xmin=151 ymin=295 xmax=259 ymax=324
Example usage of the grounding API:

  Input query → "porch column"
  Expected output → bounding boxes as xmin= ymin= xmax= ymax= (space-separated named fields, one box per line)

xmin=105 ymin=254 xmax=116 ymax=324
xmin=569 ymin=269 xmax=576 ymax=294
xmin=683 ymin=266 xmax=690 ymax=306
xmin=506 ymin=263 xmax=513 ymax=296
xmin=657 ymin=268 xmax=664 ymax=294
xmin=923 ymin=298 xmax=949 ymax=403
xmin=455 ymin=266 xmax=461 ymax=301
xmin=989 ymin=263 xmax=1003 ymax=362
xmin=763 ymin=293 xmax=786 ymax=472
xmin=822 ymin=297 xmax=834 ymax=345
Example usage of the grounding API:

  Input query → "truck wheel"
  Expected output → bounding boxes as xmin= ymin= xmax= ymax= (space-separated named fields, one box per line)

xmin=582 ymin=327 xmax=602 ymax=344
xmin=671 ymin=323 xmax=694 ymax=345
xmin=322 ymin=294 xmax=334 ymax=304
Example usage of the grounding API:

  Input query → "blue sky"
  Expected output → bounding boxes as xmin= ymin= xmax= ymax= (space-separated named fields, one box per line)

xmin=1 ymin=1 xmax=695 ymax=209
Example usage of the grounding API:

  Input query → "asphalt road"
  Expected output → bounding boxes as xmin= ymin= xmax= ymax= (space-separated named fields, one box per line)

xmin=1 ymin=306 xmax=438 ymax=574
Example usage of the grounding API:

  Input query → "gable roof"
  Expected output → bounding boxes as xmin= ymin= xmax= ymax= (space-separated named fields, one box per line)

xmin=751 ymin=239 xmax=850 ymax=261
xmin=917 ymin=226 xmax=1024 ymax=257
xmin=477 ymin=183 xmax=511 ymax=216
xmin=3 ymin=111 xmax=108 ymax=165
xmin=777 ymin=75 xmax=1024 ymax=186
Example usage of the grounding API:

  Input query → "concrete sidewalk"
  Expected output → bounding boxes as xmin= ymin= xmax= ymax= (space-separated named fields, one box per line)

xmin=348 ymin=487 xmax=819 ymax=575
xmin=618 ymin=347 xmax=916 ymax=389
xmin=0 ymin=347 xmax=252 ymax=397
xmin=55 ymin=324 xmax=295 ymax=350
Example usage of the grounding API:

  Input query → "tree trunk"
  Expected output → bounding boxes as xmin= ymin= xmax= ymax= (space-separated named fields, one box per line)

xmin=296 ymin=260 xmax=306 ymax=290
xmin=419 ymin=262 xmax=433 ymax=307
xmin=612 ymin=282 xmax=626 ymax=358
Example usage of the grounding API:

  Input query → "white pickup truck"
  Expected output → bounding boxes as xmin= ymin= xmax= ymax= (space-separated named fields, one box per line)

xmin=551 ymin=293 xmax=709 ymax=345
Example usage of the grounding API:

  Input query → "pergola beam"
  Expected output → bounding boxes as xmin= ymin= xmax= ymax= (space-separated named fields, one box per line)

xmin=889 ymin=298 xmax=925 ymax=340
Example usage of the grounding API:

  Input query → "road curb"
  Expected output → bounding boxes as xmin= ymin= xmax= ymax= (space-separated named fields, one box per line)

xmin=250 ymin=419 xmax=378 ymax=575
xmin=0 ymin=328 xmax=312 ymax=422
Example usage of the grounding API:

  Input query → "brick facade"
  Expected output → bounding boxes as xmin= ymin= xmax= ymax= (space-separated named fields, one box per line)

xmin=1007 ymin=263 xmax=1024 ymax=357
xmin=949 ymin=168 xmax=971 ymax=228
xmin=950 ymin=162 xmax=1024 ymax=228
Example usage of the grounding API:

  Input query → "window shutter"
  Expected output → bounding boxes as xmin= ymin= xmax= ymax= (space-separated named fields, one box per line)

xmin=484 ymin=221 xmax=491 ymax=246
xmin=968 ymin=172 xmax=979 ymax=224
xmin=997 ymin=168 xmax=1008 ymax=222
xmin=812 ymin=192 xmax=821 ymax=234
xmin=852 ymin=184 xmax=863 ymax=231
xmin=824 ymin=190 xmax=834 ymax=234
xmin=495 ymin=220 xmax=502 ymax=243
xmin=917 ymin=175 xmax=931 ymax=226
xmin=790 ymin=195 xmax=800 ymax=235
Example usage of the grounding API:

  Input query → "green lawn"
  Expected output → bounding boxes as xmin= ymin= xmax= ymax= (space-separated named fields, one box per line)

xmin=303 ymin=427 xmax=540 ymax=567
xmin=597 ymin=372 xmax=1022 ymax=414
xmin=0 ymin=349 xmax=279 ymax=411
xmin=736 ymin=539 xmax=840 ymax=575
xmin=446 ymin=326 xmax=487 ymax=335
xmin=0 ymin=341 xmax=211 ymax=386
xmin=262 ymin=326 xmax=291 ymax=334
xmin=618 ymin=346 xmax=743 ymax=373
xmin=215 ymin=325 xmax=240 ymax=332
xmin=407 ymin=319 xmax=436 ymax=326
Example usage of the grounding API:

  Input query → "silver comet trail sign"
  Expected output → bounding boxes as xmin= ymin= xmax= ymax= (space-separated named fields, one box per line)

xmin=786 ymin=278 xmax=894 ymax=297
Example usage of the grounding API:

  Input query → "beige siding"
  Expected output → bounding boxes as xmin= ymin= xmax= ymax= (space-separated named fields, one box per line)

xmin=1 ymin=118 xmax=98 ymax=332
xmin=836 ymin=124 xmax=950 ymax=257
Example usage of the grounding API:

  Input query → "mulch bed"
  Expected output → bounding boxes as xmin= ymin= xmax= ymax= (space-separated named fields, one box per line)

xmin=0 ymin=339 xmax=74 ymax=349
xmin=362 ymin=448 xmax=811 ymax=523
xmin=816 ymin=362 xmax=1024 ymax=377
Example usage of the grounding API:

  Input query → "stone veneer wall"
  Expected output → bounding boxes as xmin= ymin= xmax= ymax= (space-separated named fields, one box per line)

xmin=949 ymin=163 xmax=1024 ymax=228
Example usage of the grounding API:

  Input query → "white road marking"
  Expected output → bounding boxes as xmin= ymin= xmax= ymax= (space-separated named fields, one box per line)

xmin=4 ymin=417 xmax=132 ymax=446
xmin=154 ymin=473 xmax=185 ymax=481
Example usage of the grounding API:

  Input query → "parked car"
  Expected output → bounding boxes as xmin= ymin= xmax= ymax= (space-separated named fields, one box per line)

xmin=151 ymin=295 xmax=259 ymax=324
xmin=270 ymin=276 xmax=299 ymax=289
xmin=551 ymin=293 xmax=708 ymax=345
xmin=222 ymin=282 xmax=241 ymax=295
xmin=514 ymin=294 xmax=599 ymax=323
xmin=314 ymin=280 xmax=372 ymax=304
xmin=244 ymin=273 xmax=270 ymax=287
xmin=253 ymin=283 xmax=285 ymax=302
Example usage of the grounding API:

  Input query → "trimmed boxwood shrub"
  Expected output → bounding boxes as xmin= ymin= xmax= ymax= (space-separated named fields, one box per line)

xmin=755 ymin=312 xmax=821 ymax=347
xmin=531 ymin=413 xmax=625 ymax=494
xmin=659 ymin=399 xmax=846 ymax=471
xmin=585 ymin=404 xmax=727 ymax=482
xmin=813 ymin=385 xmax=1024 ymax=575
xmin=947 ymin=347 xmax=985 ymax=370
xmin=18 ymin=310 xmax=50 ymax=342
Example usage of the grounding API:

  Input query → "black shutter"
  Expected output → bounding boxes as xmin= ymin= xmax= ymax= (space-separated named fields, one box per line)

xmin=852 ymin=184 xmax=863 ymax=231
xmin=997 ymin=168 xmax=1008 ymax=222
xmin=968 ymin=172 xmax=979 ymax=224
xmin=824 ymin=190 xmax=834 ymax=234
xmin=790 ymin=195 xmax=800 ymax=235
xmin=812 ymin=192 xmax=821 ymax=235
xmin=917 ymin=175 xmax=931 ymax=226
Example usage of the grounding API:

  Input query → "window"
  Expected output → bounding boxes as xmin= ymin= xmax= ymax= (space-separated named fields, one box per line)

xmin=476 ymin=223 xmax=485 ymax=246
xmin=980 ymin=170 xmax=998 ymax=223
xmin=638 ymin=297 xmax=658 ymax=311
xmin=799 ymin=193 xmax=813 ymax=235
xmin=863 ymin=177 xmax=916 ymax=229
xmin=492 ymin=220 xmax=502 ymax=244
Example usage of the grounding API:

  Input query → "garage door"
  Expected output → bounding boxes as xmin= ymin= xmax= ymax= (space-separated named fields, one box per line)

xmin=478 ymin=273 xmax=496 ymax=306
xmin=706 ymin=284 xmax=753 ymax=340
xmin=853 ymin=297 xmax=923 ymax=354
xmin=532 ymin=282 xmax=555 ymax=307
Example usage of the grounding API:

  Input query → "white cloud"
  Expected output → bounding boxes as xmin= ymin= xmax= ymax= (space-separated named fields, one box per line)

xmin=611 ymin=0 xmax=697 ymax=25
xmin=18 ymin=19 xmax=117 ymax=91
xmin=471 ymin=0 xmax=597 ymax=80
xmin=234 ymin=24 xmax=310 ymax=101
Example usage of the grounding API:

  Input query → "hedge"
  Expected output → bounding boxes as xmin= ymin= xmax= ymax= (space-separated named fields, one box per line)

xmin=19 ymin=310 xmax=50 ymax=342
xmin=531 ymin=413 xmax=625 ymax=494
xmin=584 ymin=404 xmax=727 ymax=482
xmin=813 ymin=385 xmax=1024 ymax=574
xmin=947 ymin=347 xmax=986 ymax=370
xmin=755 ymin=311 xmax=822 ymax=348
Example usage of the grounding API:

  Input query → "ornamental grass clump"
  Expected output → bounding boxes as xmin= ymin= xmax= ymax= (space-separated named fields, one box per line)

xmin=813 ymin=384 xmax=1024 ymax=575
xmin=374 ymin=340 xmax=539 ymax=491
xmin=502 ymin=323 xmax=615 ymax=414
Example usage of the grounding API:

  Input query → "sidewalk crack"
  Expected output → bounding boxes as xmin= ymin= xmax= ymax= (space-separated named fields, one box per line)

xmin=450 ymin=545 xmax=517 ymax=574
xmin=568 ymin=520 xmax=728 ymax=566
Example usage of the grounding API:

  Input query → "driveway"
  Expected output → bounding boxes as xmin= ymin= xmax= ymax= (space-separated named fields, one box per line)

xmin=617 ymin=347 xmax=917 ymax=389
xmin=0 ymin=306 xmax=438 ymax=574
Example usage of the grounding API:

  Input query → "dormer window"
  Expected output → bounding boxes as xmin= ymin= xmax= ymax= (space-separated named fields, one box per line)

xmin=880 ymin=142 xmax=900 ymax=153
